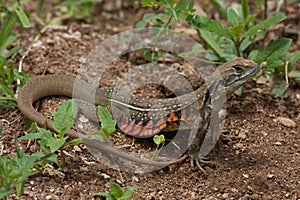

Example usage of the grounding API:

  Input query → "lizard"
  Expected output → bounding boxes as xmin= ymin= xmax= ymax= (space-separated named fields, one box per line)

xmin=17 ymin=57 xmax=258 ymax=169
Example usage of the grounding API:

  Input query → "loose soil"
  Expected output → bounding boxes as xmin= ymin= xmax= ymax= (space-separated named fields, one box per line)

xmin=1 ymin=1 xmax=300 ymax=199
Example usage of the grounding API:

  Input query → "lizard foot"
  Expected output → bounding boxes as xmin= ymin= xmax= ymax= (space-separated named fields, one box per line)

xmin=189 ymin=155 xmax=217 ymax=173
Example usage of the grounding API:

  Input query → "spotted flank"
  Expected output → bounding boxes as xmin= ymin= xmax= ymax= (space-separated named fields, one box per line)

xmin=113 ymin=106 xmax=196 ymax=138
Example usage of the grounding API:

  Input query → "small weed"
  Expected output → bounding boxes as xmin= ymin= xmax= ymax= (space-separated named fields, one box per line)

xmin=0 ymin=1 xmax=30 ymax=109
xmin=0 ymin=136 xmax=43 ymax=199
xmin=97 ymin=105 xmax=117 ymax=138
xmin=152 ymin=134 xmax=165 ymax=160
xmin=95 ymin=182 xmax=140 ymax=200
xmin=19 ymin=100 xmax=81 ymax=167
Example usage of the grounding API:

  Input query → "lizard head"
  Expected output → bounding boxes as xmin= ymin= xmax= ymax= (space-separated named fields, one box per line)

xmin=217 ymin=57 xmax=258 ymax=95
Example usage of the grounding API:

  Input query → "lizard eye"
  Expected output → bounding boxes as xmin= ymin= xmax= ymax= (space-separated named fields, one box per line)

xmin=233 ymin=65 xmax=244 ymax=73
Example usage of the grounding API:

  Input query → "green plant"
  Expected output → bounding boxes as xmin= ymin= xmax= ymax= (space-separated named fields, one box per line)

xmin=0 ymin=61 xmax=29 ymax=108
xmin=0 ymin=138 xmax=43 ymax=199
xmin=19 ymin=100 xmax=81 ymax=167
xmin=37 ymin=0 xmax=103 ymax=32
xmin=137 ymin=0 xmax=300 ymax=96
xmin=0 ymin=0 xmax=106 ymax=109
xmin=95 ymin=182 xmax=140 ymax=200
xmin=97 ymin=105 xmax=117 ymax=138
xmin=0 ymin=1 xmax=31 ymax=109
xmin=152 ymin=134 xmax=165 ymax=160
xmin=0 ymin=100 xmax=116 ymax=198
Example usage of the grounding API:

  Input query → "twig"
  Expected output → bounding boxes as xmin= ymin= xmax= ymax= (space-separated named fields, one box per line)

xmin=282 ymin=60 xmax=289 ymax=96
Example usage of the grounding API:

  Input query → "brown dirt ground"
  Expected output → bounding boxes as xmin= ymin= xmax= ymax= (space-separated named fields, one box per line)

xmin=1 ymin=1 xmax=300 ymax=199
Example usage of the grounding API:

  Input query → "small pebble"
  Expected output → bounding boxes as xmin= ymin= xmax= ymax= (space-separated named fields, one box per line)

xmin=46 ymin=195 xmax=53 ymax=200
xmin=276 ymin=117 xmax=297 ymax=128
xmin=79 ymin=166 xmax=89 ymax=172
xmin=231 ymin=188 xmax=238 ymax=193
xmin=233 ymin=143 xmax=243 ymax=149
xmin=100 ymin=173 xmax=110 ymax=179
xmin=274 ymin=141 xmax=283 ymax=146
xmin=132 ymin=176 xmax=139 ymax=182
xmin=73 ymin=145 xmax=81 ymax=152
xmin=238 ymin=131 xmax=247 ymax=139
xmin=116 ymin=179 xmax=122 ymax=184
xmin=243 ymin=174 xmax=249 ymax=178
xmin=261 ymin=131 xmax=268 ymax=137
xmin=79 ymin=115 xmax=89 ymax=123
xmin=267 ymin=174 xmax=274 ymax=179
xmin=221 ymin=193 xmax=229 ymax=199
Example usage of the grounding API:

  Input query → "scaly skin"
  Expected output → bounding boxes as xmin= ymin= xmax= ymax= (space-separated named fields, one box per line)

xmin=17 ymin=57 xmax=258 ymax=168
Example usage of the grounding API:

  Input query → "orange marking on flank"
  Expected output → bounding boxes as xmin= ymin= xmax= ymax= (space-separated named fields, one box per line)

xmin=140 ymin=126 xmax=154 ymax=137
xmin=137 ymin=120 xmax=154 ymax=137
xmin=155 ymin=117 xmax=165 ymax=127
xmin=167 ymin=113 xmax=178 ymax=123
xmin=180 ymin=109 xmax=187 ymax=121
xmin=152 ymin=124 xmax=166 ymax=135
xmin=118 ymin=115 xmax=129 ymax=131
xmin=145 ymin=120 xmax=153 ymax=129
xmin=187 ymin=114 xmax=193 ymax=121
xmin=159 ymin=123 xmax=167 ymax=130
xmin=130 ymin=121 xmax=143 ymax=136
xmin=122 ymin=119 xmax=136 ymax=133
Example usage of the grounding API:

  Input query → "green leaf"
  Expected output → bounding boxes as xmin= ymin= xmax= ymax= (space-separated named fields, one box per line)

xmin=110 ymin=182 xmax=123 ymax=198
xmin=53 ymin=100 xmax=78 ymax=135
xmin=68 ymin=138 xmax=82 ymax=145
xmin=6 ymin=64 xmax=15 ymax=85
xmin=47 ymin=137 xmax=68 ymax=152
xmin=257 ymin=38 xmax=291 ymax=65
xmin=94 ymin=192 xmax=114 ymax=199
xmin=153 ymin=134 xmax=165 ymax=145
xmin=230 ymin=24 xmax=244 ymax=40
xmin=15 ymin=6 xmax=31 ymax=28
xmin=141 ymin=0 xmax=165 ymax=7
xmin=74 ymin=2 xmax=93 ymax=19
xmin=37 ymin=0 xmax=45 ymax=15
xmin=199 ymin=30 xmax=226 ymax=58
xmin=241 ymin=0 xmax=249 ymax=21
xmin=210 ymin=0 xmax=227 ymax=19
xmin=234 ymin=86 xmax=244 ymax=96
xmin=26 ymin=121 xmax=38 ymax=133
xmin=0 ymin=81 xmax=15 ymax=98
xmin=289 ymin=51 xmax=300 ymax=66
xmin=0 ymin=14 xmax=17 ymax=54
xmin=176 ymin=0 xmax=188 ymax=10
xmin=266 ymin=59 xmax=285 ymax=71
xmin=272 ymin=81 xmax=286 ymax=97
xmin=98 ymin=106 xmax=116 ymax=137
xmin=288 ymin=71 xmax=300 ymax=78
xmin=246 ymin=14 xmax=286 ymax=37
xmin=227 ymin=7 xmax=239 ymax=26
xmin=1 ymin=33 xmax=19 ymax=59
xmin=120 ymin=186 xmax=141 ymax=200
xmin=193 ymin=16 xmax=233 ymax=39
xmin=18 ymin=129 xmax=53 ymax=140
xmin=135 ymin=20 xmax=147 ymax=28
xmin=248 ymin=49 xmax=258 ymax=61
xmin=4 ymin=45 xmax=25 ymax=59
xmin=56 ymin=0 xmax=102 ymax=7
